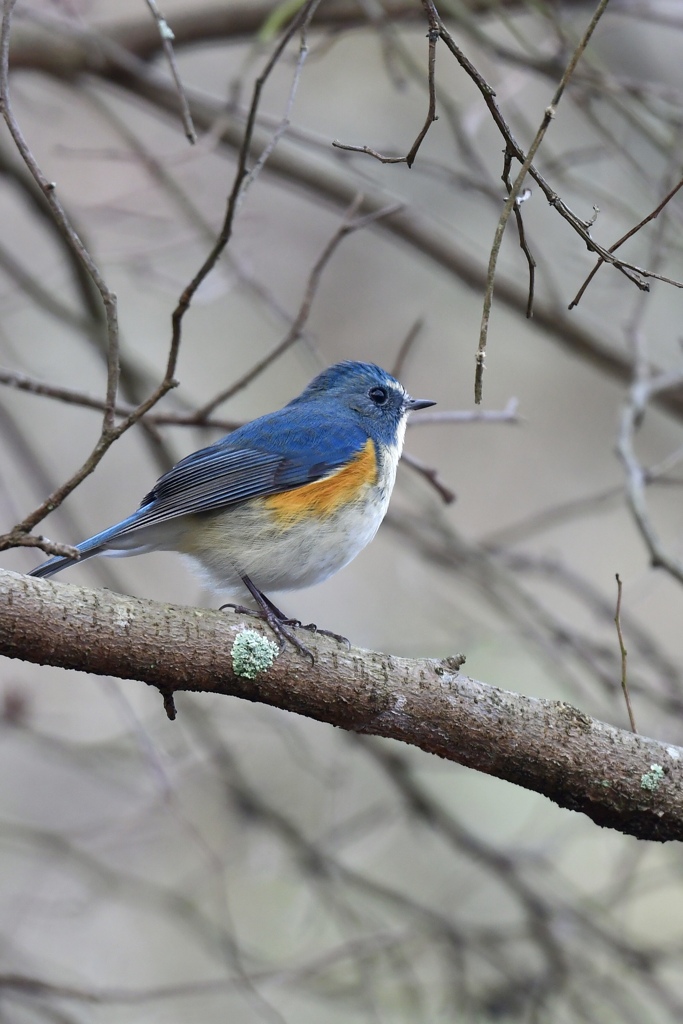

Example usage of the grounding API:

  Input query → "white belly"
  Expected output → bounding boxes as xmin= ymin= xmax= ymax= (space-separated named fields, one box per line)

xmin=178 ymin=481 xmax=393 ymax=598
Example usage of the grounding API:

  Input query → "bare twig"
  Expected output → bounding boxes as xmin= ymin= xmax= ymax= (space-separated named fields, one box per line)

xmin=617 ymin=369 xmax=683 ymax=588
xmin=9 ymin=1 xmax=681 ymax=309
xmin=0 ymin=0 xmax=160 ymax=546
xmin=190 ymin=198 xmax=401 ymax=422
xmin=0 ymin=367 xmax=518 ymax=439
xmin=392 ymin=318 xmax=425 ymax=379
xmin=614 ymin=574 xmax=638 ymax=733
xmin=0 ymin=367 xmax=242 ymax=431
xmin=407 ymin=399 xmax=520 ymax=426
xmin=406 ymin=2 xmax=439 ymax=168
xmin=473 ymin=0 xmax=612 ymax=403
xmin=331 ymin=141 xmax=407 ymax=163
xmin=332 ymin=0 xmax=438 ymax=168
xmin=143 ymin=0 xmax=196 ymax=143
xmin=400 ymin=450 xmax=456 ymax=504
xmin=238 ymin=16 xmax=315 ymax=205
xmin=569 ymin=174 xmax=683 ymax=309
xmin=502 ymin=147 xmax=536 ymax=318
xmin=16 ymin=12 xmax=683 ymax=424
xmin=167 ymin=0 xmax=320 ymax=386
xmin=0 ymin=0 xmax=120 ymax=433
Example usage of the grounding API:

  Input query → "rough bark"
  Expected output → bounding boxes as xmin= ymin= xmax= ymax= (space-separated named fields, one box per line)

xmin=1 ymin=568 xmax=682 ymax=842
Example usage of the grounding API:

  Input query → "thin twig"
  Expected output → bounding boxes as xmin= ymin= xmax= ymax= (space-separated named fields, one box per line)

xmin=332 ymin=0 xmax=439 ymax=168
xmin=407 ymin=399 xmax=519 ymax=426
xmin=0 ymin=0 xmax=120 ymax=435
xmin=143 ymin=0 xmax=196 ymax=143
xmin=502 ymin=147 xmax=536 ymax=319
xmin=400 ymin=450 xmax=456 ymax=504
xmin=406 ymin=3 xmax=439 ymax=168
xmin=392 ymin=318 xmax=425 ymax=379
xmin=0 ymin=366 xmax=519 ymax=436
xmin=569 ymin=174 xmax=683 ymax=309
xmin=35 ymin=12 xmax=683 ymax=421
xmin=617 ymin=369 xmax=683 ymax=588
xmin=11 ymin=1 xmax=681 ymax=306
xmin=614 ymin=574 xmax=637 ymax=733
xmin=168 ymin=0 xmax=320 ymax=383
xmin=0 ymin=0 xmax=157 ymax=544
xmin=331 ymin=141 xmax=407 ymax=163
xmin=238 ymin=14 xmax=315 ymax=206
xmin=190 ymin=198 xmax=401 ymax=421
xmin=0 ymin=241 xmax=93 ymax=334
xmin=473 ymin=0 xmax=612 ymax=403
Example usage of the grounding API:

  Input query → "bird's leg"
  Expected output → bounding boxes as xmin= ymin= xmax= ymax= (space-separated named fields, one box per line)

xmin=234 ymin=573 xmax=316 ymax=662
xmin=219 ymin=579 xmax=279 ymax=621
xmin=257 ymin=590 xmax=350 ymax=649
xmin=221 ymin=577 xmax=349 ymax=657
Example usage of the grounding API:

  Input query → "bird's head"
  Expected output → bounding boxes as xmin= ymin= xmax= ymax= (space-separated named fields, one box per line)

xmin=291 ymin=361 xmax=435 ymax=446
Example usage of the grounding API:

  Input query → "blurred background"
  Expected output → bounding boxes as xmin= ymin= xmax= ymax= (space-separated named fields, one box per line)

xmin=2 ymin=0 xmax=683 ymax=1020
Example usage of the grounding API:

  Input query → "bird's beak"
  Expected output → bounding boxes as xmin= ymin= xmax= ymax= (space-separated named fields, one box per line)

xmin=405 ymin=396 xmax=436 ymax=411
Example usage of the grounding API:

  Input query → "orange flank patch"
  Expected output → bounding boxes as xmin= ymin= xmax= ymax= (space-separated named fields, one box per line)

xmin=264 ymin=439 xmax=378 ymax=525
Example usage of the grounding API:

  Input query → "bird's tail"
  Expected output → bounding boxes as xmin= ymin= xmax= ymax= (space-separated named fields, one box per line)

xmin=28 ymin=508 xmax=155 ymax=579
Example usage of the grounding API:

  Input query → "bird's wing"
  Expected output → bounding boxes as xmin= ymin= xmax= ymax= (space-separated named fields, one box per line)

xmin=120 ymin=406 xmax=369 ymax=535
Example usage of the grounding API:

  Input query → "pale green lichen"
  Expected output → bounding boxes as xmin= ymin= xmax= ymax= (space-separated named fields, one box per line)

xmin=640 ymin=764 xmax=664 ymax=791
xmin=232 ymin=629 xmax=278 ymax=679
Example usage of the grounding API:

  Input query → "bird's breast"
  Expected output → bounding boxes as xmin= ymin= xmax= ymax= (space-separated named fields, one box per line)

xmin=178 ymin=435 xmax=401 ymax=594
xmin=263 ymin=437 xmax=381 ymax=526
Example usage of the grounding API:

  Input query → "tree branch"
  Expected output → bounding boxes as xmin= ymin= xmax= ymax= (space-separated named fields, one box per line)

xmin=11 ymin=4 xmax=683 ymax=422
xmin=1 ymin=568 xmax=682 ymax=843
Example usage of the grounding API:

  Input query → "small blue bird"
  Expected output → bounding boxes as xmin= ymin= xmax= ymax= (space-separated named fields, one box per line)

xmin=29 ymin=361 xmax=435 ymax=654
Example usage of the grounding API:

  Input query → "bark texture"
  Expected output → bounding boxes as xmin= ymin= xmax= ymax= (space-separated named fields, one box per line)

xmin=1 ymin=569 xmax=682 ymax=842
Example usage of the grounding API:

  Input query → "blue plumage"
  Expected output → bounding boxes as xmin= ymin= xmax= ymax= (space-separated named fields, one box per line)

xmin=28 ymin=361 xmax=435 ymax=654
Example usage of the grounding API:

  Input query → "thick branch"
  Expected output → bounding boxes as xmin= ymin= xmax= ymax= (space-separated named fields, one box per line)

xmin=1 ymin=568 xmax=682 ymax=842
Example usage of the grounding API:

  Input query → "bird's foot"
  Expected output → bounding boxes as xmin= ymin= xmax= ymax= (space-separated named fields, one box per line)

xmin=257 ymin=592 xmax=350 ymax=649
xmin=220 ymin=602 xmax=260 ymax=619
xmin=222 ymin=593 xmax=315 ymax=662
xmin=279 ymin=617 xmax=350 ymax=648
xmin=223 ymin=579 xmax=350 ymax=662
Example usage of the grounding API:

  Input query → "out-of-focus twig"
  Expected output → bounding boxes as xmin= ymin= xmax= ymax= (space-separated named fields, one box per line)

xmin=167 ymin=0 xmax=320 ymax=400
xmin=1 ymin=0 xmax=120 ymax=433
xmin=400 ymin=450 xmax=456 ymax=504
xmin=143 ymin=0 xmax=196 ymax=143
xmin=407 ymin=399 xmax=520 ymax=426
xmin=332 ymin=0 xmax=438 ymax=168
xmin=570 ymin=174 xmax=683 ymax=309
xmin=473 ymin=0 xmax=612 ymax=403
xmin=190 ymin=198 xmax=401 ymax=422
xmin=614 ymin=574 xmax=638 ymax=733
xmin=617 ymin=369 xmax=683 ymax=588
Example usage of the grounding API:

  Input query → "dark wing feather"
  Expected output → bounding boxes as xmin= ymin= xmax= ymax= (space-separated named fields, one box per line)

xmin=118 ymin=404 xmax=368 ymax=536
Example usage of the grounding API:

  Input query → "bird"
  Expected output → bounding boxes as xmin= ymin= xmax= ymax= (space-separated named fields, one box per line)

xmin=29 ymin=361 xmax=435 ymax=656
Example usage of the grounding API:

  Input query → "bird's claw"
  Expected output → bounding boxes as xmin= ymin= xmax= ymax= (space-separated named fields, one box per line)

xmin=296 ymin=621 xmax=350 ymax=648
xmin=220 ymin=601 xmax=349 ymax=660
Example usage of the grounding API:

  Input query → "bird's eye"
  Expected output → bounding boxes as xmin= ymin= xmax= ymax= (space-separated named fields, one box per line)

xmin=368 ymin=386 xmax=388 ymax=406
